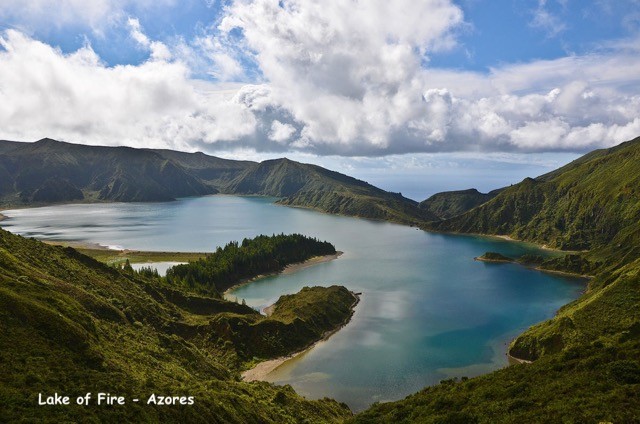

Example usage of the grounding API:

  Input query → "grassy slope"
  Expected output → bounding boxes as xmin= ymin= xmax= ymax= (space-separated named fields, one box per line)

xmin=41 ymin=242 xmax=208 ymax=266
xmin=353 ymin=338 xmax=640 ymax=423
xmin=419 ymin=189 xmax=501 ymax=220
xmin=353 ymin=137 xmax=640 ymax=422
xmin=211 ymin=286 xmax=358 ymax=363
xmin=430 ymin=136 xmax=640 ymax=254
xmin=225 ymin=158 xmax=434 ymax=225
xmin=0 ymin=139 xmax=215 ymax=203
xmin=0 ymin=228 xmax=353 ymax=423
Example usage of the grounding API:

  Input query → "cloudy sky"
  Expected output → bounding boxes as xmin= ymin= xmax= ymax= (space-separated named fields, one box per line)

xmin=1 ymin=0 xmax=639 ymax=199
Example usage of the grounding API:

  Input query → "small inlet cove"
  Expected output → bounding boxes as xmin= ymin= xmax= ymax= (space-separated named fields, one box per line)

xmin=0 ymin=196 xmax=585 ymax=412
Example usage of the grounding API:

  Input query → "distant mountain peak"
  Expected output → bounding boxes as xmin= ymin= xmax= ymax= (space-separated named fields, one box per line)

xmin=35 ymin=137 xmax=61 ymax=144
xmin=0 ymin=138 xmax=432 ymax=224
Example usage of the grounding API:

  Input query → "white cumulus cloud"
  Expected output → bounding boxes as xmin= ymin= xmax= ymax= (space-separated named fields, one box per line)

xmin=269 ymin=120 xmax=296 ymax=143
xmin=0 ymin=1 xmax=639 ymax=156
xmin=0 ymin=30 xmax=254 ymax=151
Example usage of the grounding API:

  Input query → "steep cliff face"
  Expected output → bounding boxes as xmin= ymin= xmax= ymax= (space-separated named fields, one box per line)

xmin=429 ymin=136 xmax=640 ymax=253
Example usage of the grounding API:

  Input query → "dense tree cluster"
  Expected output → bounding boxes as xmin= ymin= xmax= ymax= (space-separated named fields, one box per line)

xmin=166 ymin=233 xmax=336 ymax=294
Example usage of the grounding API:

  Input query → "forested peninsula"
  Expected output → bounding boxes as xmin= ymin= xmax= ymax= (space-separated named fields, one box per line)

xmin=166 ymin=233 xmax=337 ymax=294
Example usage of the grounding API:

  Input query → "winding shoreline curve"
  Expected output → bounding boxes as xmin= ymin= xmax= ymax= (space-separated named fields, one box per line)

xmin=224 ymin=251 xmax=344 ymax=297
xmin=242 ymin=291 xmax=361 ymax=382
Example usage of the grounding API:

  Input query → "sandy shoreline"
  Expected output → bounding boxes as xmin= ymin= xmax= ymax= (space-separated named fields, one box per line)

xmin=491 ymin=234 xmax=565 ymax=253
xmin=242 ymin=354 xmax=301 ymax=382
xmin=224 ymin=252 xmax=344 ymax=297
xmin=490 ymin=234 xmax=588 ymax=255
xmin=242 ymin=291 xmax=360 ymax=382
xmin=0 ymin=213 xmax=5 ymax=222
xmin=282 ymin=252 xmax=344 ymax=275
xmin=532 ymin=266 xmax=593 ymax=279
xmin=262 ymin=304 xmax=276 ymax=317
xmin=474 ymin=253 xmax=592 ymax=280
xmin=507 ymin=352 xmax=533 ymax=365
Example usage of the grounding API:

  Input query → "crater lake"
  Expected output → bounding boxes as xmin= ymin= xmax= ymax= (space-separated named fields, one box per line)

xmin=1 ymin=195 xmax=585 ymax=411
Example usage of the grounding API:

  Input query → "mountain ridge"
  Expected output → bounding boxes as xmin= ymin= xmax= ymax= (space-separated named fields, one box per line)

xmin=428 ymin=135 xmax=640 ymax=256
xmin=0 ymin=138 xmax=434 ymax=224
xmin=4 ymin=135 xmax=640 ymax=422
xmin=419 ymin=188 xmax=503 ymax=220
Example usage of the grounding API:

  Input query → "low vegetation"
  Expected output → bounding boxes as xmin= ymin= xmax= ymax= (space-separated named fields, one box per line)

xmin=352 ymin=338 xmax=640 ymax=423
xmin=211 ymin=286 xmax=358 ymax=363
xmin=0 ymin=228 xmax=355 ymax=422
xmin=4 ymin=136 xmax=640 ymax=421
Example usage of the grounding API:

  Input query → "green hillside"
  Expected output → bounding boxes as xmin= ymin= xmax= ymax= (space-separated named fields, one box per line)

xmin=0 ymin=228 xmax=355 ymax=422
xmin=226 ymin=158 xmax=434 ymax=224
xmin=0 ymin=138 xmax=215 ymax=203
xmin=146 ymin=148 xmax=254 ymax=187
xmin=5 ymin=135 xmax=640 ymax=422
xmin=429 ymin=136 xmax=640 ymax=256
xmin=353 ymin=336 xmax=640 ymax=423
xmin=211 ymin=286 xmax=358 ymax=361
xmin=353 ymin=136 xmax=640 ymax=422
xmin=0 ymin=138 xmax=429 ymax=224
xmin=419 ymin=188 xmax=501 ymax=220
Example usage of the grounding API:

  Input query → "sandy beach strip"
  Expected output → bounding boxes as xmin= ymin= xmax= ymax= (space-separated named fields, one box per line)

xmin=507 ymin=352 xmax=533 ymax=365
xmin=262 ymin=303 xmax=276 ymax=317
xmin=242 ymin=354 xmax=300 ymax=382
xmin=281 ymin=251 xmax=343 ymax=275
xmin=224 ymin=252 xmax=344 ymax=297
xmin=242 ymin=291 xmax=360 ymax=382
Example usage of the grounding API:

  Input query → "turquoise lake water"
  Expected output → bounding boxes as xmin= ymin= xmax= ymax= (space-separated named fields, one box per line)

xmin=1 ymin=196 xmax=585 ymax=411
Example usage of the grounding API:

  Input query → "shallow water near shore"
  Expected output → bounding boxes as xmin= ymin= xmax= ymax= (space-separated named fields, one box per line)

xmin=1 ymin=196 xmax=585 ymax=411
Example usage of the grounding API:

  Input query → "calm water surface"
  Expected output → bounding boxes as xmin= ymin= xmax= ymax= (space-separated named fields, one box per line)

xmin=1 ymin=196 xmax=584 ymax=411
